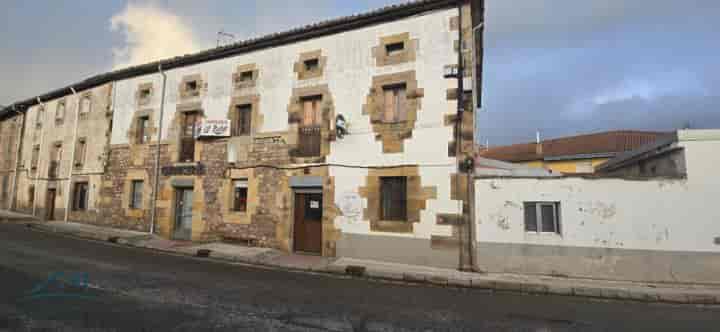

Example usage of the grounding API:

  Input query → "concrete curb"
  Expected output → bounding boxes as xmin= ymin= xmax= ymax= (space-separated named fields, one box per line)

xmin=24 ymin=222 xmax=720 ymax=305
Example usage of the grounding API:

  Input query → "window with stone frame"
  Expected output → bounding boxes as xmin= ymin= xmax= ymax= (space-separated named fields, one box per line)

xmin=55 ymin=102 xmax=66 ymax=123
xmin=74 ymin=138 xmax=87 ymax=168
xmin=136 ymin=116 xmax=151 ymax=144
xmin=382 ymin=83 xmax=407 ymax=123
xmin=298 ymin=95 xmax=323 ymax=157
xmin=36 ymin=107 xmax=45 ymax=128
xmin=179 ymin=111 xmax=200 ymax=162
xmin=48 ymin=143 xmax=62 ymax=178
xmin=31 ymin=145 xmax=40 ymax=170
xmin=231 ymin=179 xmax=248 ymax=212
xmin=385 ymin=41 xmax=405 ymax=56
xmin=185 ymin=81 xmax=199 ymax=95
xmin=72 ymin=182 xmax=89 ymax=211
xmin=233 ymin=104 xmax=252 ymax=136
xmin=130 ymin=180 xmax=143 ymax=209
xmin=304 ymin=58 xmax=320 ymax=73
xmin=238 ymin=71 xmax=254 ymax=83
xmin=79 ymin=96 xmax=92 ymax=114
xmin=138 ymin=87 xmax=152 ymax=102
xmin=380 ymin=176 xmax=407 ymax=221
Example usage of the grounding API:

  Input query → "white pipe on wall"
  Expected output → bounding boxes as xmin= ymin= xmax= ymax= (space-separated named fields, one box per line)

xmin=149 ymin=64 xmax=168 ymax=235
xmin=64 ymin=87 xmax=81 ymax=222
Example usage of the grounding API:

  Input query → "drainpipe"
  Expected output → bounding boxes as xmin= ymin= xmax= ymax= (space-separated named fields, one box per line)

xmin=64 ymin=87 xmax=81 ymax=222
xmin=32 ymin=97 xmax=47 ymax=217
xmin=149 ymin=64 xmax=168 ymax=235
xmin=10 ymin=104 xmax=26 ymax=211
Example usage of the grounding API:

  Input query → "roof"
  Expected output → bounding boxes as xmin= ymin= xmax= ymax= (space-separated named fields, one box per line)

xmin=475 ymin=157 xmax=560 ymax=177
xmin=0 ymin=0 xmax=460 ymax=119
xmin=478 ymin=130 xmax=669 ymax=163
xmin=596 ymin=129 xmax=720 ymax=172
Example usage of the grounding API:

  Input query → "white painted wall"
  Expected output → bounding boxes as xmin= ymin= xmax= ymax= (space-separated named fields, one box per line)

xmin=110 ymin=8 xmax=461 ymax=240
xmin=475 ymin=136 xmax=720 ymax=253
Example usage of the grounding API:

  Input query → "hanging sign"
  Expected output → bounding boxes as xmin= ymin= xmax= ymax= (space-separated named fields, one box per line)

xmin=197 ymin=119 xmax=230 ymax=138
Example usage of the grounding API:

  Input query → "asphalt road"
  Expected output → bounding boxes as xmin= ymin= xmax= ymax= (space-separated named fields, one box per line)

xmin=1 ymin=223 xmax=719 ymax=331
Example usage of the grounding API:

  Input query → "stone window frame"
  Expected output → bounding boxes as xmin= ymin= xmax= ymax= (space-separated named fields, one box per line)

xmin=74 ymin=137 xmax=87 ymax=169
xmin=220 ymin=169 xmax=258 ymax=224
xmin=78 ymin=92 xmax=93 ymax=118
xmin=227 ymin=95 xmax=262 ymax=138
xmin=71 ymin=180 xmax=89 ymax=211
xmin=127 ymin=109 xmax=156 ymax=146
xmin=232 ymin=64 xmax=259 ymax=90
xmin=293 ymin=50 xmax=327 ymax=81
xmin=35 ymin=106 xmax=45 ymax=128
xmin=136 ymin=82 xmax=154 ymax=106
xmin=55 ymin=99 xmax=67 ymax=125
xmin=168 ymin=102 xmax=205 ymax=164
xmin=362 ymin=70 xmax=424 ymax=153
xmin=122 ymin=169 xmax=150 ymax=217
xmin=372 ymin=32 xmax=418 ymax=67
xmin=286 ymin=85 xmax=335 ymax=163
xmin=179 ymin=74 xmax=205 ymax=100
xmin=358 ymin=166 xmax=437 ymax=233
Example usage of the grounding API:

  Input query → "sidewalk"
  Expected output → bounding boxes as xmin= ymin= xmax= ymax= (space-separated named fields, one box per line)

xmin=12 ymin=213 xmax=720 ymax=305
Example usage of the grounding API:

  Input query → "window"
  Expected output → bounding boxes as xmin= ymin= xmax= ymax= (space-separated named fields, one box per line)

xmin=36 ymin=107 xmax=45 ymax=127
xmin=385 ymin=42 xmax=405 ymax=56
xmin=231 ymin=179 xmax=248 ymax=212
xmin=233 ymin=104 xmax=252 ymax=136
xmin=301 ymin=95 xmax=322 ymax=127
xmin=80 ymin=96 xmax=91 ymax=114
xmin=239 ymin=71 xmax=254 ymax=82
xmin=130 ymin=180 xmax=143 ymax=209
xmin=137 ymin=116 xmax=150 ymax=144
xmin=72 ymin=182 xmax=89 ymax=211
xmin=185 ymin=81 xmax=198 ymax=92
xmin=524 ymin=202 xmax=561 ymax=234
xmin=31 ymin=145 xmax=40 ymax=170
xmin=74 ymin=138 xmax=87 ymax=168
xmin=380 ymin=176 xmax=407 ymax=221
xmin=179 ymin=112 xmax=200 ymax=162
xmin=56 ymin=102 xmax=66 ymax=121
xmin=28 ymin=186 xmax=35 ymax=206
xmin=382 ymin=84 xmax=407 ymax=123
xmin=304 ymin=58 xmax=319 ymax=72
xmin=139 ymin=88 xmax=151 ymax=100
xmin=48 ymin=143 xmax=62 ymax=178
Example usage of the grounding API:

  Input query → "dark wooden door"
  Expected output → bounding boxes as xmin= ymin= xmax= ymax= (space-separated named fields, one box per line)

xmin=45 ymin=189 xmax=56 ymax=221
xmin=293 ymin=193 xmax=323 ymax=254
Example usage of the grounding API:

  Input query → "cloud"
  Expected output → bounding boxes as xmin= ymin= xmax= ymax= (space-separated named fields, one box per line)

xmin=110 ymin=3 xmax=200 ymax=69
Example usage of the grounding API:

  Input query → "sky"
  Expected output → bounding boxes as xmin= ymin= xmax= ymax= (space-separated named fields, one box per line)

xmin=1 ymin=0 xmax=718 ymax=145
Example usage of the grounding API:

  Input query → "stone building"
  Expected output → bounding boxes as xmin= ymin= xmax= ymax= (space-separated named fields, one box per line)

xmin=0 ymin=0 xmax=482 ymax=269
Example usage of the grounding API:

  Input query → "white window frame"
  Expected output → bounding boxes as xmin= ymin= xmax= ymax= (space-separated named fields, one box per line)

xmin=524 ymin=201 xmax=561 ymax=235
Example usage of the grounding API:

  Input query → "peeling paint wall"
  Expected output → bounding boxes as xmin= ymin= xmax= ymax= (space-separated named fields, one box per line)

xmin=474 ymin=139 xmax=720 ymax=282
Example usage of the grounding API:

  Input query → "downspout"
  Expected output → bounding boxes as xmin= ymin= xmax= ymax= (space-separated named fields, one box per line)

xmin=455 ymin=0 xmax=469 ymax=271
xmin=10 ymin=104 xmax=26 ymax=211
xmin=32 ymin=97 xmax=47 ymax=217
xmin=64 ymin=87 xmax=81 ymax=222
xmin=149 ymin=64 xmax=168 ymax=235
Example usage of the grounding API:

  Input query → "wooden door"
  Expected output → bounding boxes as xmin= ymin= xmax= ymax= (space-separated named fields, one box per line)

xmin=173 ymin=188 xmax=194 ymax=240
xmin=45 ymin=189 xmax=56 ymax=221
xmin=293 ymin=193 xmax=323 ymax=254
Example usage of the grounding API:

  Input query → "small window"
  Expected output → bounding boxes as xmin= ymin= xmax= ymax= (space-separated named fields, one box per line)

xmin=72 ymin=182 xmax=89 ymax=211
xmin=31 ymin=145 xmax=40 ymax=170
xmin=74 ymin=138 xmax=87 ymax=168
xmin=524 ymin=202 xmax=561 ymax=234
xmin=382 ymin=83 xmax=407 ymax=123
xmin=385 ymin=42 xmax=405 ymax=56
xmin=239 ymin=71 xmax=254 ymax=82
xmin=185 ymin=80 xmax=198 ymax=92
xmin=139 ymin=88 xmax=151 ymax=100
xmin=36 ymin=107 xmax=45 ymax=127
xmin=28 ymin=185 xmax=35 ymax=206
xmin=80 ymin=96 xmax=92 ymax=114
xmin=234 ymin=104 xmax=252 ymax=136
xmin=137 ymin=116 xmax=150 ymax=144
xmin=232 ymin=179 xmax=248 ymax=212
xmin=130 ymin=180 xmax=143 ymax=209
xmin=380 ymin=176 xmax=407 ymax=221
xmin=304 ymin=58 xmax=319 ymax=72
xmin=56 ymin=102 xmax=66 ymax=121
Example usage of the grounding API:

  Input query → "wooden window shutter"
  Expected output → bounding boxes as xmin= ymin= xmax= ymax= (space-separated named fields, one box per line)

xmin=397 ymin=87 xmax=407 ymax=122
xmin=303 ymin=99 xmax=313 ymax=126
xmin=383 ymin=89 xmax=395 ymax=122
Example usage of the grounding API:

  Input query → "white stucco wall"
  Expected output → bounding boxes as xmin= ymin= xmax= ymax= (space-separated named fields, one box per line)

xmin=475 ymin=138 xmax=720 ymax=253
xmin=110 ymin=8 xmax=460 ymax=240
